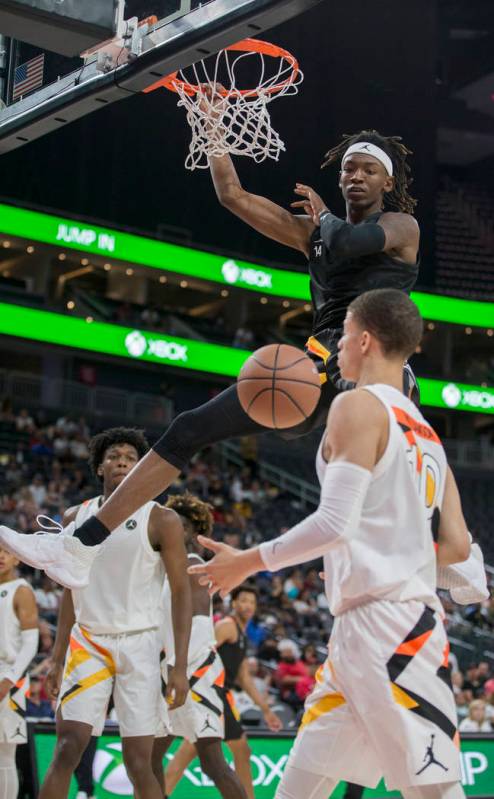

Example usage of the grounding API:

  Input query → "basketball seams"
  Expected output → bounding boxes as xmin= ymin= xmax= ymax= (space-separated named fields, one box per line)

xmin=272 ymin=344 xmax=280 ymax=428
xmin=238 ymin=376 xmax=320 ymax=387
xmin=237 ymin=343 xmax=321 ymax=429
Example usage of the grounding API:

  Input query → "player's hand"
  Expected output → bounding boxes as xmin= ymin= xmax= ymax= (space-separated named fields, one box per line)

xmin=44 ymin=661 xmax=64 ymax=700
xmin=188 ymin=536 xmax=262 ymax=598
xmin=291 ymin=184 xmax=329 ymax=224
xmin=263 ymin=708 xmax=283 ymax=732
xmin=0 ymin=678 xmax=13 ymax=702
xmin=197 ymin=82 xmax=228 ymax=116
xmin=166 ymin=666 xmax=189 ymax=710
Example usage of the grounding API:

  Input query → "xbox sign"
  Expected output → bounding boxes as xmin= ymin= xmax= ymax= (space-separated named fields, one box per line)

xmin=124 ymin=330 xmax=188 ymax=363
xmin=221 ymin=259 xmax=273 ymax=290
xmin=442 ymin=383 xmax=462 ymax=409
xmin=439 ymin=382 xmax=494 ymax=413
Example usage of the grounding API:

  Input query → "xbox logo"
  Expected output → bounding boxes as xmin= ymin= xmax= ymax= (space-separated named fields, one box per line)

xmin=442 ymin=383 xmax=462 ymax=408
xmin=222 ymin=259 xmax=240 ymax=284
xmin=125 ymin=330 xmax=147 ymax=358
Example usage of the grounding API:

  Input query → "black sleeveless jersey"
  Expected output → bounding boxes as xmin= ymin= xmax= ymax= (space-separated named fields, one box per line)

xmin=218 ymin=617 xmax=247 ymax=690
xmin=308 ymin=211 xmax=419 ymax=333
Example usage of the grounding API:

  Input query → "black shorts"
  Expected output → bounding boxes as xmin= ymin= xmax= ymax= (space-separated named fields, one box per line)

xmin=223 ymin=689 xmax=244 ymax=741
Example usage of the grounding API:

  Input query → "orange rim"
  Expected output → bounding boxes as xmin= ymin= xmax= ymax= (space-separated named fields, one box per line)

xmin=143 ymin=38 xmax=300 ymax=98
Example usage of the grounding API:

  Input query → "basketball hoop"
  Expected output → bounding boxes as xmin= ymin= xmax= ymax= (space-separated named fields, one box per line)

xmin=144 ymin=38 xmax=303 ymax=170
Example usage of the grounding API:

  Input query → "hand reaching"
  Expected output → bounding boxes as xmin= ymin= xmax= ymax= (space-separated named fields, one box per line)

xmin=291 ymin=184 xmax=329 ymax=225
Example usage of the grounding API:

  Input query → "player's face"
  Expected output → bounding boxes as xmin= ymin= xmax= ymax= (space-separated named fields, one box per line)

xmin=0 ymin=547 xmax=19 ymax=576
xmin=232 ymin=591 xmax=257 ymax=623
xmin=339 ymin=154 xmax=393 ymax=209
xmin=337 ymin=312 xmax=367 ymax=381
xmin=98 ymin=443 xmax=140 ymax=490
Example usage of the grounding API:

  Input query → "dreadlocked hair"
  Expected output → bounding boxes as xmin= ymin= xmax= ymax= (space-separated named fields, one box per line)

xmin=166 ymin=492 xmax=214 ymax=538
xmin=321 ymin=130 xmax=417 ymax=215
xmin=89 ymin=427 xmax=149 ymax=480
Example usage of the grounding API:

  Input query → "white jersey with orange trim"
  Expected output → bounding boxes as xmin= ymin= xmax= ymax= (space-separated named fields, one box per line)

xmin=73 ymin=497 xmax=165 ymax=634
xmin=317 ymin=384 xmax=446 ymax=616
xmin=160 ymin=554 xmax=215 ymax=670
xmin=0 ymin=578 xmax=32 ymax=664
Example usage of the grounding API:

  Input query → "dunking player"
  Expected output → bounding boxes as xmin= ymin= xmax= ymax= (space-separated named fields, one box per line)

xmin=0 ymin=547 xmax=38 ymax=799
xmin=190 ymin=289 xmax=471 ymax=799
xmin=40 ymin=428 xmax=191 ymax=799
xmin=0 ymin=130 xmax=423 ymax=584
xmin=152 ymin=492 xmax=246 ymax=799
xmin=165 ymin=584 xmax=281 ymax=799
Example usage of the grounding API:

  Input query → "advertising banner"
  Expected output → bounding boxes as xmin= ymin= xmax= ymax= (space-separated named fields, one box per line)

xmin=32 ymin=728 xmax=494 ymax=798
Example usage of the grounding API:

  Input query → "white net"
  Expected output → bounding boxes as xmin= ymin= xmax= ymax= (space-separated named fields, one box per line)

xmin=167 ymin=41 xmax=303 ymax=170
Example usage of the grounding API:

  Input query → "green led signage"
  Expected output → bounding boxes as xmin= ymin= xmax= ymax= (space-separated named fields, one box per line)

xmin=0 ymin=302 xmax=492 ymax=414
xmin=1 ymin=202 xmax=493 ymax=327
xmin=0 ymin=303 xmax=249 ymax=378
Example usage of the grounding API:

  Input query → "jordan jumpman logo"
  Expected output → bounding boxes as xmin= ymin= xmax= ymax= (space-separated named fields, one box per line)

xmin=415 ymin=734 xmax=449 ymax=775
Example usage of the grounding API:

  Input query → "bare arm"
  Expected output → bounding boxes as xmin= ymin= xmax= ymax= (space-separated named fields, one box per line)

xmin=237 ymin=659 xmax=282 ymax=731
xmin=150 ymin=507 xmax=192 ymax=709
xmin=188 ymin=555 xmax=211 ymax=617
xmin=436 ymin=467 xmax=470 ymax=566
xmin=44 ymin=588 xmax=76 ymax=700
xmin=210 ymin=154 xmax=315 ymax=255
xmin=214 ymin=616 xmax=237 ymax=647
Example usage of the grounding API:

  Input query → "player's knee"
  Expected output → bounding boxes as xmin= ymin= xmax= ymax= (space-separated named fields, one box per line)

xmin=153 ymin=408 xmax=202 ymax=466
xmin=123 ymin=749 xmax=151 ymax=783
xmin=200 ymin=748 xmax=229 ymax=782
xmin=53 ymin=733 xmax=85 ymax=770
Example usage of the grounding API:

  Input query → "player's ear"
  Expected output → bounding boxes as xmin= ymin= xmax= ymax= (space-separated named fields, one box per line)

xmin=97 ymin=464 xmax=104 ymax=478
xmin=338 ymin=170 xmax=343 ymax=189
xmin=383 ymin=175 xmax=394 ymax=195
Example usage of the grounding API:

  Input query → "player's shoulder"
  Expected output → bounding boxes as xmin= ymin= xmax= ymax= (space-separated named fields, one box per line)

xmin=329 ymin=388 xmax=386 ymax=426
xmin=63 ymin=503 xmax=82 ymax=525
xmin=380 ymin=210 xmax=419 ymax=233
xmin=150 ymin=504 xmax=182 ymax=528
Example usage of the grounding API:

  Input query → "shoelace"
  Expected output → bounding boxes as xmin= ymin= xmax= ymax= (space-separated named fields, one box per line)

xmin=35 ymin=515 xmax=63 ymax=534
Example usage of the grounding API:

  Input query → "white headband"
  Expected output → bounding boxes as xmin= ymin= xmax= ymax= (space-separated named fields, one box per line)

xmin=341 ymin=142 xmax=393 ymax=176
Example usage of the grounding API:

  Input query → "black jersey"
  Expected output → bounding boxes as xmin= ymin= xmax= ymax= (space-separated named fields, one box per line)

xmin=308 ymin=211 xmax=419 ymax=333
xmin=218 ymin=617 xmax=247 ymax=690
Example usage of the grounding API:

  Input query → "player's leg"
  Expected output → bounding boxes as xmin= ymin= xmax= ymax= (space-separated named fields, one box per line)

xmin=275 ymin=764 xmax=338 ymax=799
xmin=74 ymin=735 xmax=98 ymax=798
xmin=163 ymin=739 xmax=197 ymax=794
xmin=151 ymin=735 xmax=173 ymax=797
xmin=38 ymin=716 xmax=93 ymax=799
xmin=226 ymin=736 xmax=254 ymax=799
xmin=121 ymin=736 xmax=162 ymax=799
xmin=196 ymin=737 xmax=247 ymax=799
xmin=0 ymin=743 xmax=18 ymax=799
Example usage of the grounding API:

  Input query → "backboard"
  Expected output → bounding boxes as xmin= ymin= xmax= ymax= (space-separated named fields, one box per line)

xmin=0 ymin=0 xmax=323 ymax=154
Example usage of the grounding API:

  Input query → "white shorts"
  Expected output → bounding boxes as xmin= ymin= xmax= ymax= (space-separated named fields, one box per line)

xmin=157 ymin=650 xmax=225 ymax=742
xmin=286 ymin=600 xmax=461 ymax=792
xmin=0 ymin=672 xmax=29 ymax=744
xmin=58 ymin=623 xmax=169 ymax=738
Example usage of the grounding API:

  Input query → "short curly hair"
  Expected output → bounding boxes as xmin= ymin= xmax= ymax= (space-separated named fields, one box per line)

xmin=165 ymin=492 xmax=214 ymax=538
xmin=88 ymin=427 xmax=149 ymax=480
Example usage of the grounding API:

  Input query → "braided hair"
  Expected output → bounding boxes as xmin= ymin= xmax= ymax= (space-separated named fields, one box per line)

xmin=321 ymin=130 xmax=417 ymax=215
xmin=165 ymin=492 xmax=214 ymax=539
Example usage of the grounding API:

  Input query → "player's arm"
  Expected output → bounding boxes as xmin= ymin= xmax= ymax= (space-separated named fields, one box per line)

xmin=44 ymin=589 xmax=76 ymax=700
xmin=214 ymin=616 xmax=237 ymax=647
xmin=188 ymin=555 xmax=212 ymax=617
xmin=210 ymin=154 xmax=315 ymax=255
xmin=0 ymin=585 xmax=39 ymax=700
xmin=436 ymin=467 xmax=470 ymax=566
xmin=150 ymin=506 xmax=192 ymax=709
xmin=237 ymin=657 xmax=282 ymax=731
xmin=190 ymin=391 xmax=384 ymax=594
xmin=294 ymin=181 xmax=419 ymax=259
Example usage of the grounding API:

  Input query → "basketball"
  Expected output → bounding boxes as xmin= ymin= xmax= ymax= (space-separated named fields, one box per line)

xmin=237 ymin=344 xmax=321 ymax=429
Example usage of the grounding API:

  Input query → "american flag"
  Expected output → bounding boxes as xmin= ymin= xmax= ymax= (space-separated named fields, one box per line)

xmin=12 ymin=54 xmax=45 ymax=101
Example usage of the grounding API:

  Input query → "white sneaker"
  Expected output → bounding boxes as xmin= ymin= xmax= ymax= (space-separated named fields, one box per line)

xmin=0 ymin=523 xmax=101 ymax=589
